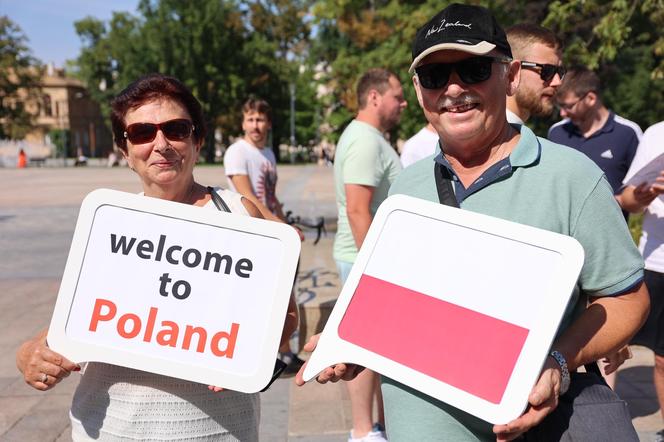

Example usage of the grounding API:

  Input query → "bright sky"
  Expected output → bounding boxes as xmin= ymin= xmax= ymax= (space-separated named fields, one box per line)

xmin=2 ymin=0 xmax=139 ymax=67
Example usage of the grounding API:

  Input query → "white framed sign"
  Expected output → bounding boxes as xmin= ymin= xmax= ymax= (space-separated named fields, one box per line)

xmin=303 ymin=194 xmax=584 ymax=424
xmin=48 ymin=189 xmax=300 ymax=393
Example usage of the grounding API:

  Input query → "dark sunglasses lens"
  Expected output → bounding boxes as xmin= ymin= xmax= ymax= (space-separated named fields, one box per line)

xmin=557 ymin=66 xmax=566 ymax=80
xmin=458 ymin=58 xmax=493 ymax=84
xmin=162 ymin=120 xmax=192 ymax=140
xmin=127 ymin=124 xmax=158 ymax=144
xmin=540 ymin=65 xmax=556 ymax=82
xmin=417 ymin=64 xmax=451 ymax=89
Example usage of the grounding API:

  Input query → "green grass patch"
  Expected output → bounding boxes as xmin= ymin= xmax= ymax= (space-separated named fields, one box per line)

xmin=629 ymin=213 xmax=643 ymax=245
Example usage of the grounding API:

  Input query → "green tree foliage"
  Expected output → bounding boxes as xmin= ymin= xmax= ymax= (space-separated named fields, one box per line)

xmin=72 ymin=0 xmax=315 ymax=161
xmin=71 ymin=1 xmax=662 ymax=154
xmin=309 ymin=0 xmax=664 ymax=143
xmin=309 ymin=0 xmax=432 ymax=143
xmin=0 ymin=16 xmax=42 ymax=139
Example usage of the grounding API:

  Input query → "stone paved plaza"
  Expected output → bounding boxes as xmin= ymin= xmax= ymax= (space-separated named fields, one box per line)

xmin=0 ymin=165 xmax=661 ymax=441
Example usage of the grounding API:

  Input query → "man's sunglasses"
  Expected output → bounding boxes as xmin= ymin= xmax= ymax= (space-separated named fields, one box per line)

xmin=415 ymin=56 xmax=512 ymax=89
xmin=520 ymin=61 xmax=566 ymax=82
xmin=123 ymin=119 xmax=194 ymax=144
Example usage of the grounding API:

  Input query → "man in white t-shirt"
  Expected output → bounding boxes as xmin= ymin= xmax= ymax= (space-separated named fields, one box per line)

xmin=617 ymin=121 xmax=664 ymax=441
xmin=399 ymin=123 xmax=438 ymax=168
xmin=224 ymin=98 xmax=304 ymax=369
xmin=224 ymin=98 xmax=286 ymax=223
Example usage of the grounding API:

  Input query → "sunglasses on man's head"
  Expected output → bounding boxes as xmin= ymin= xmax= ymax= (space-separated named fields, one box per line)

xmin=123 ymin=119 xmax=194 ymax=144
xmin=520 ymin=61 xmax=566 ymax=82
xmin=415 ymin=56 xmax=512 ymax=90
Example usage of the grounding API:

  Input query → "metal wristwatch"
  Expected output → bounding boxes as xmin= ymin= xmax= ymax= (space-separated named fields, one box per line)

xmin=549 ymin=350 xmax=570 ymax=395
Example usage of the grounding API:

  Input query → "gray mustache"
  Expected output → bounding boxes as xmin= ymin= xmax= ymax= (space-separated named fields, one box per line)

xmin=438 ymin=94 xmax=480 ymax=110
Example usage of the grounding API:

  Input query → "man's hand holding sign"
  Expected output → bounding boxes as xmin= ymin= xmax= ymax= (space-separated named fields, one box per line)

xmin=298 ymin=4 xmax=649 ymax=440
xmin=297 ymin=195 xmax=584 ymax=425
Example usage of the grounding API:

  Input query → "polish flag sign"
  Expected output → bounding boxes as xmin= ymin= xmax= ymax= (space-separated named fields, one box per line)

xmin=303 ymin=195 xmax=583 ymax=424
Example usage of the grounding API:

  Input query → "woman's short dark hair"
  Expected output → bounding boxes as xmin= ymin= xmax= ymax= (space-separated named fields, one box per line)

xmin=111 ymin=73 xmax=207 ymax=150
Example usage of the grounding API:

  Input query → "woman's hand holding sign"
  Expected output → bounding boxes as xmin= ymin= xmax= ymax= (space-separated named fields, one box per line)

xmin=16 ymin=329 xmax=80 ymax=391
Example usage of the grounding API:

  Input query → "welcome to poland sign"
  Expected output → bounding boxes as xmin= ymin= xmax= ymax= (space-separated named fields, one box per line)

xmin=48 ymin=189 xmax=300 ymax=393
xmin=303 ymin=194 xmax=584 ymax=424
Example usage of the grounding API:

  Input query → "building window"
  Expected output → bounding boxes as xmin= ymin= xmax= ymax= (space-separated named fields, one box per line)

xmin=43 ymin=94 xmax=52 ymax=116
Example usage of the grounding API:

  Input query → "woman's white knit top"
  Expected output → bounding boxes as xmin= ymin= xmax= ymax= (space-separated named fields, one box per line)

xmin=70 ymin=189 xmax=260 ymax=441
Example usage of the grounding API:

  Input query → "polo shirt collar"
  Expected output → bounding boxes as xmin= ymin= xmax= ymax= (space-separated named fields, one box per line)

xmin=434 ymin=124 xmax=540 ymax=169
xmin=510 ymin=124 xmax=541 ymax=167
xmin=599 ymin=111 xmax=616 ymax=134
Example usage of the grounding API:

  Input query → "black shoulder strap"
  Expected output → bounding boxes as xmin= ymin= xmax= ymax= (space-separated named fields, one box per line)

xmin=207 ymin=186 xmax=232 ymax=212
xmin=434 ymin=163 xmax=459 ymax=208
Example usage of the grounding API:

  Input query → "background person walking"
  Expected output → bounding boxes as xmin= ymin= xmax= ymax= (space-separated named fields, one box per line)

xmin=333 ymin=68 xmax=406 ymax=442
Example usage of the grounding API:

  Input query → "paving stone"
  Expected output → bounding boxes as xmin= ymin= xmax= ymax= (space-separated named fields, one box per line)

xmin=1 ymin=390 xmax=73 ymax=442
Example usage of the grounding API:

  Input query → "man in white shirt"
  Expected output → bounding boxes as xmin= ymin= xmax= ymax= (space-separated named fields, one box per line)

xmin=224 ymin=97 xmax=303 ymax=369
xmin=399 ymin=123 xmax=438 ymax=168
xmin=617 ymin=121 xmax=664 ymax=441
xmin=224 ymin=98 xmax=286 ymax=223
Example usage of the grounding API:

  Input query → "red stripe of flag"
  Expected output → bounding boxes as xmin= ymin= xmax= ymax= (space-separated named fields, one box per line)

xmin=338 ymin=274 xmax=529 ymax=404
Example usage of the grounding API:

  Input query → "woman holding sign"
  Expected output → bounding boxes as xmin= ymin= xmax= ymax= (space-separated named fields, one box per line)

xmin=16 ymin=73 xmax=299 ymax=441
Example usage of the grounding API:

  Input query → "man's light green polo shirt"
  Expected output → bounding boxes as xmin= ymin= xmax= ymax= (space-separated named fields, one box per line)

xmin=333 ymin=119 xmax=402 ymax=263
xmin=383 ymin=124 xmax=644 ymax=441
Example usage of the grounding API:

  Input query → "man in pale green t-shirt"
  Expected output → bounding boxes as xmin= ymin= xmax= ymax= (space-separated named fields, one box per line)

xmin=333 ymin=68 xmax=406 ymax=442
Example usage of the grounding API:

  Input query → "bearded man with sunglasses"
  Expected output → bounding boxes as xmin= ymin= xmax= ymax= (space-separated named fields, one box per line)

xmin=298 ymin=4 xmax=648 ymax=441
xmin=505 ymin=24 xmax=565 ymax=125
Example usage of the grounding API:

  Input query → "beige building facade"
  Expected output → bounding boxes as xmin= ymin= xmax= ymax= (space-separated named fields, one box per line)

xmin=24 ymin=67 xmax=112 ymax=158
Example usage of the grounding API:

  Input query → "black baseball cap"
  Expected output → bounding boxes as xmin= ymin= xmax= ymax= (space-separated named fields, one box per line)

xmin=409 ymin=3 xmax=512 ymax=73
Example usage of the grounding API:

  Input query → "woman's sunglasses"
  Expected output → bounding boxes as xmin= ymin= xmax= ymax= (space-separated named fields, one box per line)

xmin=124 ymin=119 xmax=194 ymax=144
xmin=415 ymin=56 xmax=512 ymax=90
xmin=520 ymin=61 xmax=566 ymax=82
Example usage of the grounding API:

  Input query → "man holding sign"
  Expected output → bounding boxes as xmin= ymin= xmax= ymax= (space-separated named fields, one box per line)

xmin=298 ymin=4 xmax=649 ymax=441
